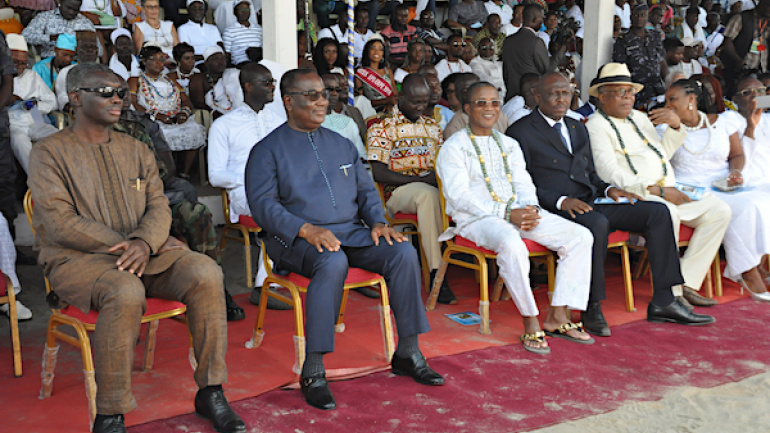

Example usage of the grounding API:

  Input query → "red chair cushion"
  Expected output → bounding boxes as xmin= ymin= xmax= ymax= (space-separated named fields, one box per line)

xmin=608 ymin=230 xmax=630 ymax=244
xmin=59 ymin=298 xmax=186 ymax=325
xmin=679 ymin=225 xmax=694 ymax=242
xmin=393 ymin=213 xmax=418 ymax=222
xmin=237 ymin=215 xmax=260 ymax=229
xmin=276 ymin=267 xmax=383 ymax=289
xmin=0 ymin=271 xmax=7 ymax=297
xmin=454 ymin=236 xmax=550 ymax=255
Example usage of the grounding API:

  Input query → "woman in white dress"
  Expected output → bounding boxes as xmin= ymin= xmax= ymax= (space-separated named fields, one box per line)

xmin=662 ymin=79 xmax=770 ymax=302
xmin=167 ymin=42 xmax=198 ymax=96
xmin=133 ymin=0 xmax=179 ymax=60
xmin=129 ymin=45 xmax=205 ymax=178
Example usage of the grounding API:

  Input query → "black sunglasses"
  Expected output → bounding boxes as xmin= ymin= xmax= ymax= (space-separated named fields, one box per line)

xmin=76 ymin=86 xmax=128 ymax=99
xmin=285 ymin=89 xmax=330 ymax=101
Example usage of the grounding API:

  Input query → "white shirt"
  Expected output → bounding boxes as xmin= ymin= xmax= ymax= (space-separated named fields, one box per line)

xmin=484 ymin=1 xmax=513 ymax=25
xmin=434 ymin=58 xmax=472 ymax=82
xmin=352 ymin=28 xmax=374 ymax=60
xmin=502 ymin=23 xmax=520 ymax=36
xmin=704 ymin=30 xmax=724 ymax=58
xmin=109 ymin=53 xmax=140 ymax=80
xmin=741 ymin=112 xmax=770 ymax=187
xmin=12 ymin=69 xmax=57 ymax=116
xmin=321 ymin=112 xmax=366 ymax=159
xmin=54 ymin=64 xmax=76 ymax=110
xmin=318 ymin=24 xmax=345 ymax=43
xmin=208 ymin=103 xmax=283 ymax=221
xmin=615 ymin=3 xmax=631 ymax=29
xmin=178 ymin=21 xmax=223 ymax=56
xmin=205 ymin=68 xmax=243 ymax=114
xmin=566 ymin=4 xmax=584 ymax=30
xmin=223 ymin=22 xmax=263 ymax=65
xmin=214 ymin=0 xmax=259 ymax=35
xmin=469 ymin=57 xmax=505 ymax=96
xmin=436 ymin=128 xmax=539 ymax=230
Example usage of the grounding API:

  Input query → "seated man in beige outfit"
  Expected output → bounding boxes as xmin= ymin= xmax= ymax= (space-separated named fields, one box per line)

xmin=27 ymin=64 xmax=245 ymax=433
xmin=586 ymin=63 xmax=731 ymax=310
xmin=367 ymin=73 xmax=455 ymax=303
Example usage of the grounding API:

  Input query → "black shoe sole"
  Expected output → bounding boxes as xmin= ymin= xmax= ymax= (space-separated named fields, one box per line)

xmin=194 ymin=410 xmax=247 ymax=433
xmin=646 ymin=316 xmax=716 ymax=326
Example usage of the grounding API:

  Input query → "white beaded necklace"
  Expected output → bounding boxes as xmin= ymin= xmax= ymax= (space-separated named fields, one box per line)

xmin=681 ymin=111 xmax=713 ymax=156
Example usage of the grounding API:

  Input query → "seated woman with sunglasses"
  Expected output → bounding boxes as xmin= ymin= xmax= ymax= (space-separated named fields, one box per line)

xmin=354 ymin=38 xmax=398 ymax=113
xmin=129 ymin=45 xmax=205 ymax=179
xmin=660 ymin=79 xmax=770 ymax=302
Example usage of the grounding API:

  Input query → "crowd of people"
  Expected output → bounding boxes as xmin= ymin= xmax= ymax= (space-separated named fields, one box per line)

xmin=2 ymin=0 xmax=770 ymax=432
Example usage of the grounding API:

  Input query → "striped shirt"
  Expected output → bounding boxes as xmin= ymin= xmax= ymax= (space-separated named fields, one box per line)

xmin=223 ymin=22 xmax=262 ymax=65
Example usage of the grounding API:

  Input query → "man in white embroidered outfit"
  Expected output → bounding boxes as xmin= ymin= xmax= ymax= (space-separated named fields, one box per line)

xmin=7 ymin=34 xmax=58 ymax=174
xmin=436 ymin=81 xmax=594 ymax=355
xmin=587 ymin=63 xmax=730 ymax=311
xmin=208 ymin=62 xmax=288 ymax=309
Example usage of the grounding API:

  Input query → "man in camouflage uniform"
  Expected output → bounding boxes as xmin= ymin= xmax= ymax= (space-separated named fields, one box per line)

xmin=113 ymin=78 xmax=245 ymax=321
xmin=612 ymin=4 xmax=666 ymax=109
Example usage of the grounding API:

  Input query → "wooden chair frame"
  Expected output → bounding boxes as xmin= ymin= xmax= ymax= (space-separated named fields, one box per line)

xmin=425 ymin=177 xmax=556 ymax=335
xmin=24 ymin=191 xmax=190 ymax=426
xmin=219 ymin=189 xmax=262 ymax=287
xmin=1 ymin=271 xmax=22 ymax=377
xmin=374 ymin=181 xmax=431 ymax=289
xmin=246 ymin=240 xmax=395 ymax=374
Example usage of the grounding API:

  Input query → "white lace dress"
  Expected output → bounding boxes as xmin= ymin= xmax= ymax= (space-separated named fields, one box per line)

xmin=136 ymin=74 xmax=206 ymax=151
xmin=669 ymin=113 xmax=770 ymax=281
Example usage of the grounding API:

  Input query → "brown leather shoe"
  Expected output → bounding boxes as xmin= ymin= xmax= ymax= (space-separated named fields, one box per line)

xmin=683 ymin=287 xmax=718 ymax=307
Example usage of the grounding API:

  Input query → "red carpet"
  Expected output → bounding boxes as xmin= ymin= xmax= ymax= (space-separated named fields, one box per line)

xmin=130 ymin=297 xmax=770 ymax=433
xmin=0 ymin=259 xmax=753 ymax=432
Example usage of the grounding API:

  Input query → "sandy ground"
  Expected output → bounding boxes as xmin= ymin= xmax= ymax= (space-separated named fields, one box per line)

xmin=529 ymin=370 xmax=770 ymax=433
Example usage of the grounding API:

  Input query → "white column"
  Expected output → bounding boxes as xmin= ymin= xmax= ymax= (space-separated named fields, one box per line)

xmin=262 ymin=0 xmax=298 ymax=70
xmin=580 ymin=0 xmax=615 ymax=96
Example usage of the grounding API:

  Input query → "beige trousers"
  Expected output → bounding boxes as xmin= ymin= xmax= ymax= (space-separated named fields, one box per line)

xmin=647 ymin=192 xmax=732 ymax=293
xmin=90 ymin=252 xmax=228 ymax=415
xmin=386 ymin=182 xmax=443 ymax=270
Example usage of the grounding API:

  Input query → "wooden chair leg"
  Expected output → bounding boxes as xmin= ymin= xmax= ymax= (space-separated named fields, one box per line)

xmin=490 ymin=276 xmax=505 ymax=302
xmin=335 ymin=289 xmax=350 ymax=333
xmin=713 ymin=254 xmax=723 ymax=297
xmin=143 ymin=320 xmax=159 ymax=371
xmin=40 ymin=324 xmax=59 ymax=399
xmin=546 ymin=253 xmax=556 ymax=293
xmin=77 ymin=327 xmax=97 ymax=425
xmin=245 ymin=277 xmax=273 ymax=349
xmin=243 ymin=243 xmax=253 ymax=288
xmin=425 ymin=260 xmax=449 ymax=310
xmin=6 ymin=287 xmax=22 ymax=377
xmin=378 ymin=280 xmax=395 ymax=361
xmin=621 ymin=245 xmax=636 ymax=312
xmin=478 ymin=258 xmax=491 ymax=335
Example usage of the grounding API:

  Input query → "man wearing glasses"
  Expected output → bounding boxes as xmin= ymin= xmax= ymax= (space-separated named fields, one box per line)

xmin=509 ymin=72 xmax=709 ymax=337
xmin=27 ymin=63 xmax=246 ymax=433
xmin=435 ymin=34 xmax=472 ymax=82
xmin=207 ymin=62 xmax=289 ymax=310
xmin=245 ymin=69 xmax=444 ymax=411
xmin=367 ymin=73 xmax=454 ymax=303
xmin=587 ymin=62 xmax=728 ymax=323
xmin=436 ymin=81 xmax=594 ymax=355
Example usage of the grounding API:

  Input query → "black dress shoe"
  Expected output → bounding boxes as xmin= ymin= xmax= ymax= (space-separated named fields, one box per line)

xmin=391 ymin=352 xmax=445 ymax=386
xmin=194 ymin=386 xmax=247 ymax=433
xmin=93 ymin=414 xmax=126 ymax=433
xmin=581 ymin=301 xmax=611 ymax=337
xmin=647 ymin=299 xmax=716 ymax=326
xmin=300 ymin=375 xmax=336 ymax=410
xmin=224 ymin=290 xmax=245 ymax=321
xmin=249 ymin=287 xmax=293 ymax=310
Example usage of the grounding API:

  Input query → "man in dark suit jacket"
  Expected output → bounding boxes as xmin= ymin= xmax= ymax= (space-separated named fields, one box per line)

xmin=501 ymin=4 xmax=565 ymax=101
xmin=245 ymin=69 xmax=444 ymax=412
xmin=506 ymin=72 xmax=695 ymax=336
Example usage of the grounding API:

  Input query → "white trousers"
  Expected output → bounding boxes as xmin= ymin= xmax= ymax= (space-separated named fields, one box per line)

xmin=10 ymin=115 xmax=58 ymax=173
xmin=457 ymin=210 xmax=593 ymax=317
xmin=712 ymin=190 xmax=770 ymax=281
xmin=0 ymin=213 xmax=20 ymax=294
xmin=647 ymin=193 xmax=732 ymax=291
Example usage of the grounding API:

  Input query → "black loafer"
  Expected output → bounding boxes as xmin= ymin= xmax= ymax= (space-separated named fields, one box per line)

xmin=249 ymin=287 xmax=293 ymax=310
xmin=581 ymin=301 xmax=611 ymax=337
xmin=300 ymin=375 xmax=336 ymax=410
xmin=224 ymin=290 xmax=245 ymax=321
xmin=194 ymin=386 xmax=246 ymax=433
xmin=647 ymin=299 xmax=716 ymax=326
xmin=391 ymin=352 xmax=445 ymax=386
xmin=93 ymin=414 xmax=126 ymax=433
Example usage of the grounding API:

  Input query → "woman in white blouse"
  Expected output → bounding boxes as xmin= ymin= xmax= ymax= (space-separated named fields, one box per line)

xmin=133 ymin=0 xmax=178 ymax=60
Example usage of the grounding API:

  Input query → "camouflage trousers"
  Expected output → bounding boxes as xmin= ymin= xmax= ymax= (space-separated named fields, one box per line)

xmin=170 ymin=200 xmax=220 ymax=264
